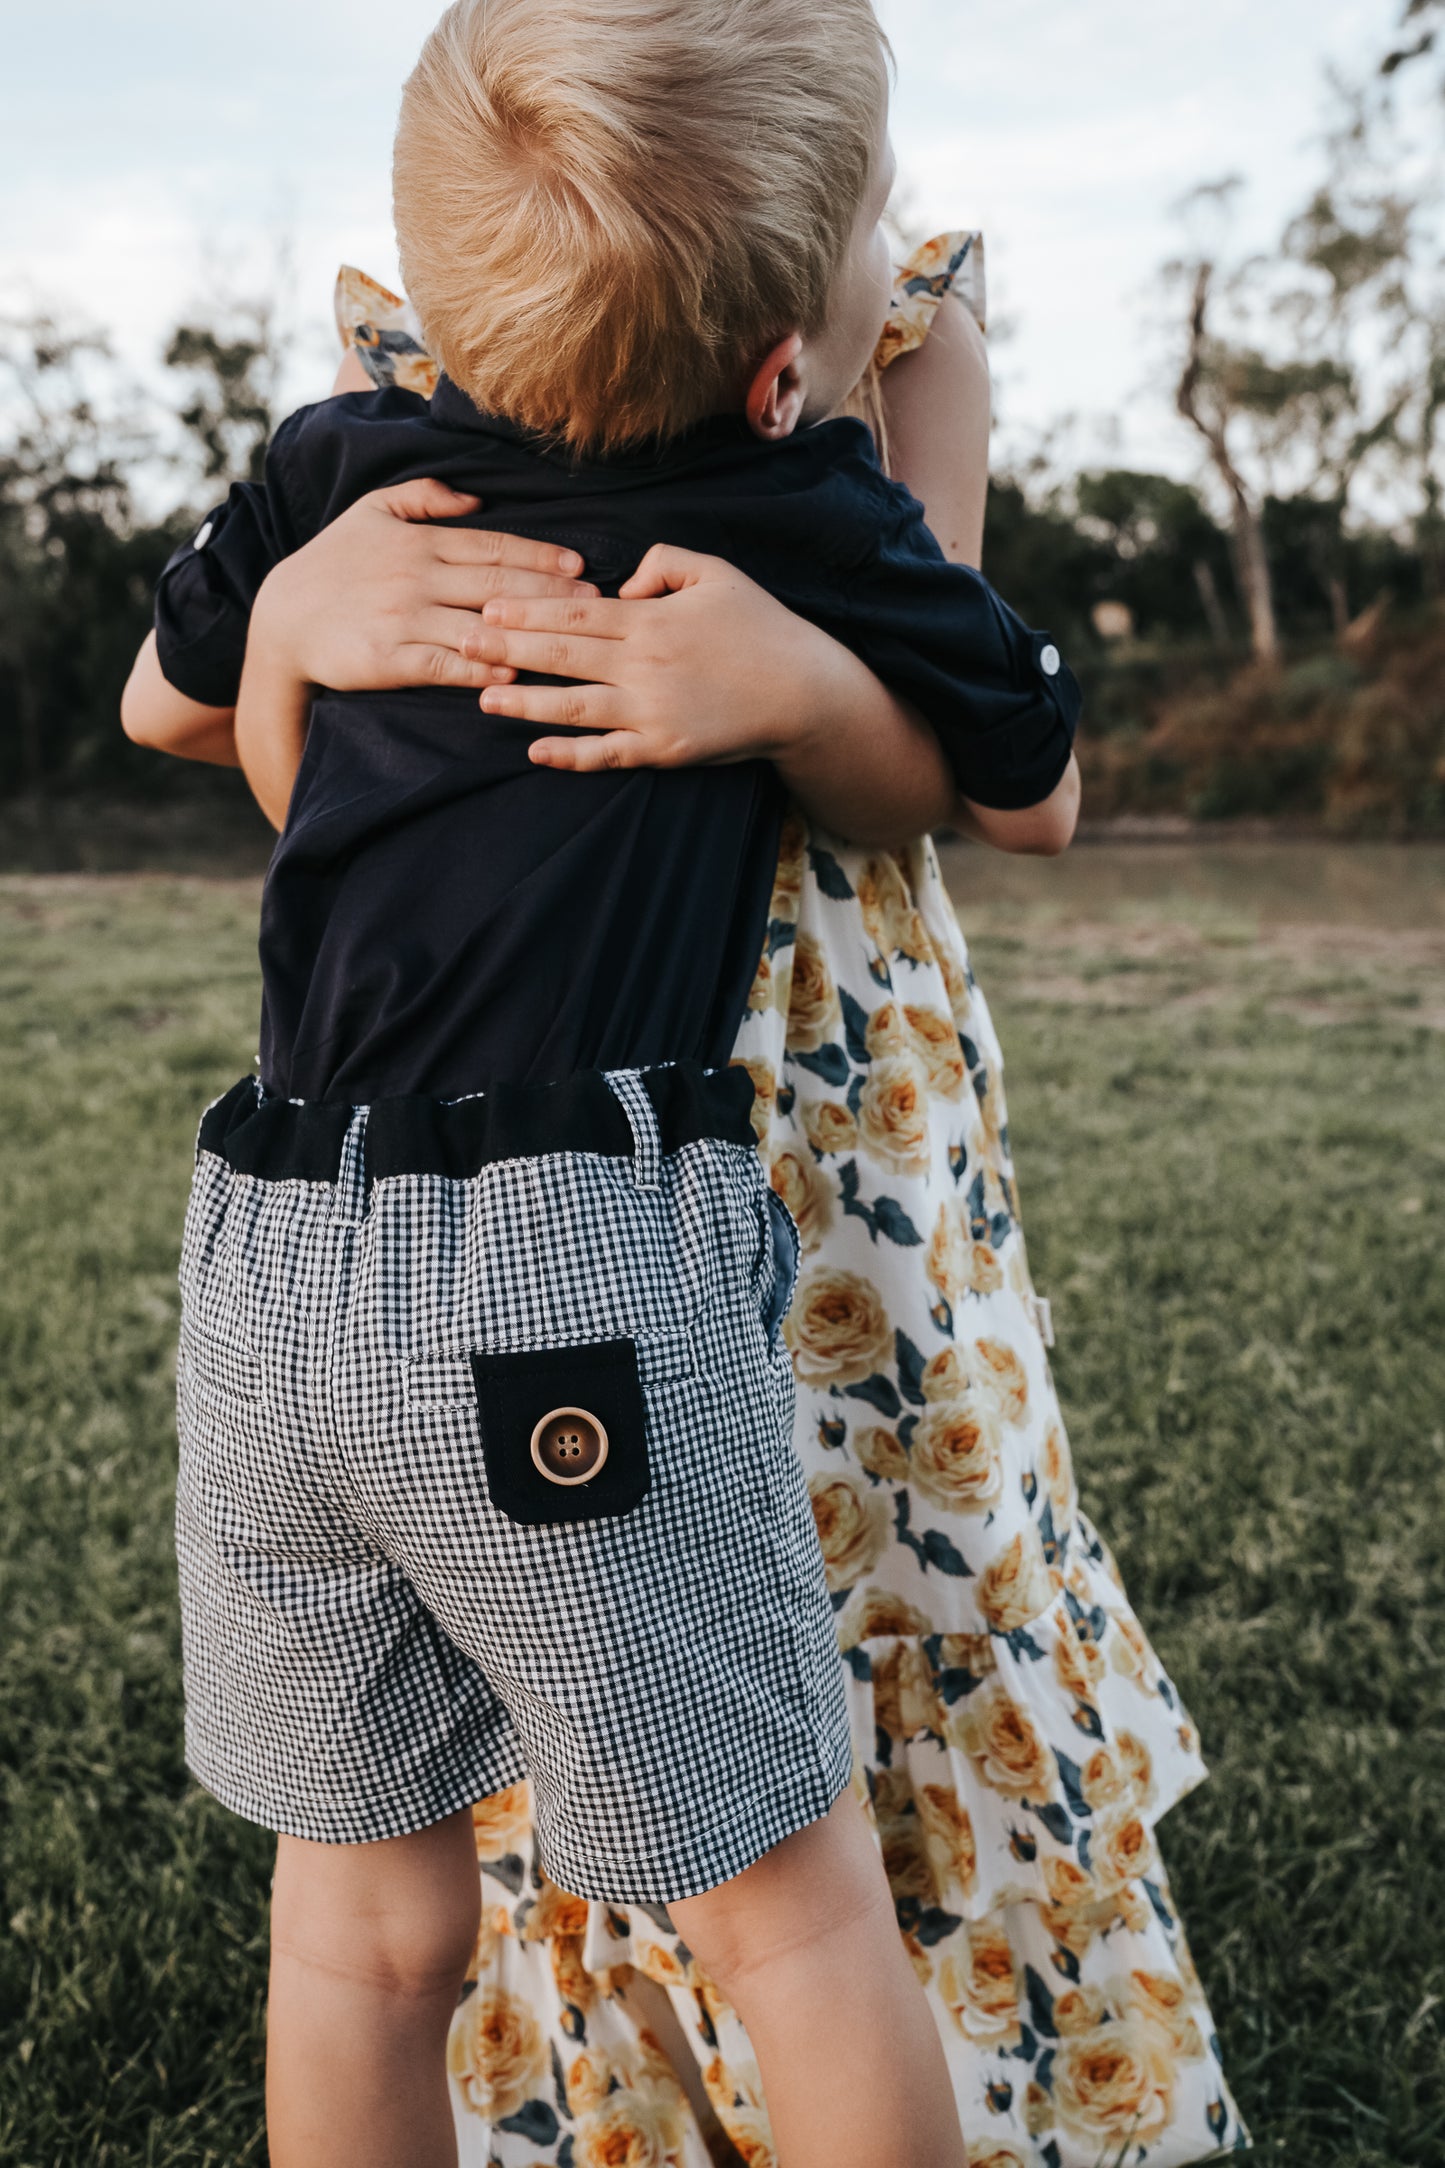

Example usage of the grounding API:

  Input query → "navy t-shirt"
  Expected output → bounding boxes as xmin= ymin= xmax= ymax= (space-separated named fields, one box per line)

xmin=155 ymin=378 xmax=1080 ymax=1103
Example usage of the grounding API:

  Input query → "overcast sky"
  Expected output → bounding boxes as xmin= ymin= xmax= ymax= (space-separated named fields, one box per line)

xmin=0 ymin=0 xmax=1397 ymax=484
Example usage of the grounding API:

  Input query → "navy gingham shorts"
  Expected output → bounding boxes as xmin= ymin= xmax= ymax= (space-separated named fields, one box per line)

xmin=174 ymin=1062 xmax=851 ymax=1903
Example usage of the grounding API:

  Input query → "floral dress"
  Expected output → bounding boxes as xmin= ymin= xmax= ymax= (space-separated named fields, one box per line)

xmin=338 ymin=237 xmax=1247 ymax=2168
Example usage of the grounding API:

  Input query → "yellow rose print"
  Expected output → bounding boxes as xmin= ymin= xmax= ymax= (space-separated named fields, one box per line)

xmin=973 ymin=1335 xmax=1029 ymax=1424
xmin=965 ymin=1238 xmax=1005 ymax=1296
xmin=905 ymin=1004 xmax=968 ymax=1099
xmin=448 ymin=1986 xmax=548 ymax=2123
xmin=807 ymin=1470 xmax=890 ymax=1591
xmin=1081 ymin=1743 xmax=1131 ymax=1811
xmin=1096 ymin=1809 xmax=1157 ymax=1888
xmin=926 ymin=1200 xmax=969 ymax=1308
xmin=864 ymin=998 xmax=909 ymax=1056
xmin=838 ymin=1587 xmax=933 ymax=1640
xmin=1054 ymin=1624 xmax=1106 ymax=1702
xmin=1042 ymin=1420 xmax=1075 ymax=1516
xmin=976 ymin=1527 xmax=1054 ymax=1633
xmin=949 ymin=1685 xmax=1055 ymax=1800
xmin=1054 ymin=1985 xmax=1109 ymax=2036
xmin=910 ymin=1396 xmax=1004 ymax=1513
xmin=1118 ymin=1728 xmax=1156 ymax=1805
xmin=745 ymin=950 xmax=772 ymax=1012
xmin=916 ymin=1781 xmax=980 ymax=1902
xmin=801 ymin=1097 xmax=857 ymax=1155
xmin=858 ymin=1053 xmax=933 ymax=1176
xmin=938 ymin=1921 xmax=1022 ymax=2047
xmin=871 ymin=1638 xmax=946 ymax=1741
xmin=1052 ymin=2021 xmax=1176 ymax=2150
xmin=935 ymin=936 xmax=974 ymax=1027
xmin=768 ymin=1144 xmax=832 ymax=1253
xmin=729 ymin=1055 xmax=776 ymax=1143
xmin=549 ymin=1933 xmax=598 ymax=2014
xmin=572 ymin=2086 xmax=683 ymax=2168
xmin=1042 ymin=1855 xmax=1097 ymax=1913
xmin=768 ymin=808 xmax=806 ymax=922
xmin=851 ymin=1423 xmax=910 ymax=1481
xmin=787 ymin=929 xmax=843 ymax=1051
xmin=920 ymin=1344 xmax=971 ymax=1400
xmin=783 ymin=1265 xmax=892 ymax=1386
xmin=1124 ymin=1970 xmax=1207 ymax=2061
xmin=471 ymin=1782 xmax=531 ymax=1860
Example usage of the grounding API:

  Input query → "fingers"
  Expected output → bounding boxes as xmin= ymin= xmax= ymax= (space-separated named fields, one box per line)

xmin=618 ymin=543 xmax=724 ymax=598
xmin=434 ymin=527 xmax=587 ymax=578
xmin=373 ymin=478 xmax=482 ymax=523
xmin=433 ymin=567 xmax=600 ymax=610
xmin=465 ymin=621 xmax=626 ymax=681
xmin=479 ymin=594 xmax=629 ymax=640
xmin=365 ymin=482 xmax=588 ymax=579
xmin=528 ymin=731 xmax=647 ymax=772
xmin=396 ymin=645 xmax=517 ymax=690
xmin=478 ymin=681 xmax=622 ymax=730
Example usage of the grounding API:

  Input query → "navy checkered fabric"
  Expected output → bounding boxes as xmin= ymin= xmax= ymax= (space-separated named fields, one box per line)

xmin=175 ymin=1067 xmax=850 ymax=1902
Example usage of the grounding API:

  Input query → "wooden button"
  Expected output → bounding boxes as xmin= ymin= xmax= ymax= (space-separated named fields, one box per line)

xmin=530 ymin=1406 xmax=609 ymax=1485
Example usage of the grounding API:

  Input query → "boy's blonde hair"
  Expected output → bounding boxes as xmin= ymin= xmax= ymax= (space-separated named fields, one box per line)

xmin=394 ymin=0 xmax=889 ymax=454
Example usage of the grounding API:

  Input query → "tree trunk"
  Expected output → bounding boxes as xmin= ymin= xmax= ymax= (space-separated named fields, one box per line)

xmin=1327 ymin=573 xmax=1350 ymax=639
xmin=1176 ymin=264 xmax=1281 ymax=668
xmin=1192 ymin=559 xmax=1232 ymax=649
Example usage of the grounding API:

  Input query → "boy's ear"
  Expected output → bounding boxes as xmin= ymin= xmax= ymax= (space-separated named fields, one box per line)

xmin=745 ymin=334 xmax=806 ymax=441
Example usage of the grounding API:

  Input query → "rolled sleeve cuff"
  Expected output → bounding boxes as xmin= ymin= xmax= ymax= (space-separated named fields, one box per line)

xmin=153 ymin=540 xmax=249 ymax=710
xmin=942 ymin=633 xmax=1082 ymax=811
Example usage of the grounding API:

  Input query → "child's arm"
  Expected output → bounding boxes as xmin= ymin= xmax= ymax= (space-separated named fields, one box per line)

xmin=473 ymin=297 xmax=1079 ymax=852
xmin=137 ymin=493 xmax=961 ymax=844
xmin=882 ymin=293 xmax=1081 ymax=854
xmin=118 ymin=480 xmax=596 ymax=805
xmin=121 ymin=632 xmax=241 ymax=765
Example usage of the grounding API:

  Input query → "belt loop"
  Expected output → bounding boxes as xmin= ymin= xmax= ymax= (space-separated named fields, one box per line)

xmin=331 ymin=1105 xmax=371 ymax=1224
xmin=604 ymin=1069 xmax=663 ymax=1191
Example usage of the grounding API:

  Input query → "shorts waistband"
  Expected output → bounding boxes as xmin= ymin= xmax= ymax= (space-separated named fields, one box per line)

xmin=197 ymin=1063 xmax=758 ymax=1186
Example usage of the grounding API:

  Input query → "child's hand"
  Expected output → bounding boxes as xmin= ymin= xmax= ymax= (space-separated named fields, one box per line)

xmin=474 ymin=546 xmax=851 ymax=770
xmin=260 ymin=479 xmax=599 ymax=693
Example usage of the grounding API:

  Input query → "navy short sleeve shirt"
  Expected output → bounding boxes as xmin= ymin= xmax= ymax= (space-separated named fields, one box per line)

xmin=155 ymin=380 xmax=1080 ymax=1102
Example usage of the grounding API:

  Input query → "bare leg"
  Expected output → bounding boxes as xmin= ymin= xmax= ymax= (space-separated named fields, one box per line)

xmin=266 ymin=1809 xmax=480 ymax=2168
xmin=670 ymin=1791 xmax=966 ymax=2168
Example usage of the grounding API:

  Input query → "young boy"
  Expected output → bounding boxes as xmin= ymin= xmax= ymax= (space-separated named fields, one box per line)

xmin=128 ymin=3 xmax=1079 ymax=2162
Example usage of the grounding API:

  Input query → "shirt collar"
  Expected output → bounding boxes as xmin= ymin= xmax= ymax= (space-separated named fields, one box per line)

xmin=429 ymin=375 xmax=759 ymax=473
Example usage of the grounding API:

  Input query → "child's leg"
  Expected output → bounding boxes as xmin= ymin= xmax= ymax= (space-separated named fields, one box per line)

xmin=671 ymin=1791 xmax=966 ymax=2168
xmin=266 ymin=1809 xmax=480 ymax=2168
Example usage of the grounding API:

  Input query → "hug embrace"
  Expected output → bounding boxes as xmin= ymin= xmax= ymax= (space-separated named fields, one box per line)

xmin=121 ymin=2 xmax=1247 ymax=2162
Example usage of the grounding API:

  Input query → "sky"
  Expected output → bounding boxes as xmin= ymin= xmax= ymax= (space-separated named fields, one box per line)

xmin=0 ymin=0 xmax=1400 ymax=490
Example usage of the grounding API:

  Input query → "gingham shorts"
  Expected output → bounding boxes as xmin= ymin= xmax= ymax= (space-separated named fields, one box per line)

xmin=175 ymin=1062 xmax=851 ymax=1902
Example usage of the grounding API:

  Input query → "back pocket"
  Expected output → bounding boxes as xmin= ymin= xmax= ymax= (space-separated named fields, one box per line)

xmin=470 ymin=1339 xmax=649 ymax=1526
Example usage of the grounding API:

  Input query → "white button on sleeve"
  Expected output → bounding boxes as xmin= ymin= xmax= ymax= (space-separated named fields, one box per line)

xmin=193 ymin=520 xmax=214 ymax=551
xmin=1039 ymin=642 xmax=1061 ymax=677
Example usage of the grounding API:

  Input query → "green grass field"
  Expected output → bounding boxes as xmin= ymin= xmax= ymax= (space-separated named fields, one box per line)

xmin=2 ymin=847 xmax=1443 ymax=2168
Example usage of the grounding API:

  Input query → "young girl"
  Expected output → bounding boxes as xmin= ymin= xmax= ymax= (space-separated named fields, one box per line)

xmin=130 ymin=207 xmax=1244 ymax=2168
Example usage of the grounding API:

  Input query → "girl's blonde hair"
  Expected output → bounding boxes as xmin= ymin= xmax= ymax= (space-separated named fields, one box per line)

xmin=394 ymin=0 xmax=889 ymax=454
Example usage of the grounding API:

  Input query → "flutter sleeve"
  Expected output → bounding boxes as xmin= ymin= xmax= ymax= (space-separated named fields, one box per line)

xmin=334 ymin=266 xmax=439 ymax=397
xmin=874 ymin=229 xmax=986 ymax=371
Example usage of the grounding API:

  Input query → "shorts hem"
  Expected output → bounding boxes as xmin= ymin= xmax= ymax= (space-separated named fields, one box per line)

xmin=184 ymin=1739 xmax=529 ymax=1847
xmin=535 ymin=1740 xmax=855 ymax=1906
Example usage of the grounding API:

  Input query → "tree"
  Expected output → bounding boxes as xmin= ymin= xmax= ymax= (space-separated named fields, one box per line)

xmin=163 ymin=298 xmax=282 ymax=486
xmin=1172 ymin=244 xmax=1281 ymax=665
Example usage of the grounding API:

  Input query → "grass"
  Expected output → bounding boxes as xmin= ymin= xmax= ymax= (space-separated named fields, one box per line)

xmin=2 ymin=856 xmax=1443 ymax=2167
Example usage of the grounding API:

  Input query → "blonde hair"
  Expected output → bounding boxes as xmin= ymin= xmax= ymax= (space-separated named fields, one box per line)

xmin=394 ymin=0 xmax=889 ymax=454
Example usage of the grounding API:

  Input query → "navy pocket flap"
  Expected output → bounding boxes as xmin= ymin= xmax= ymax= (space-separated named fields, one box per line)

xmin=470 ymin=1339 xmax=650 ymax=1526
